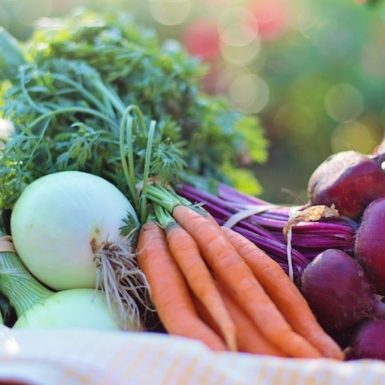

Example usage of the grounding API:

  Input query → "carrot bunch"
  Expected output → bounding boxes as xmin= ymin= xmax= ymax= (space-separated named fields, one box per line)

xmin=137 ymin=185 xmax=343 ymax=360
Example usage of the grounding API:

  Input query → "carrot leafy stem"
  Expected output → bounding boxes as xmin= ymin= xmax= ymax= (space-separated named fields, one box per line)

xmin=0 ymin=10 xmax=267 ymax=210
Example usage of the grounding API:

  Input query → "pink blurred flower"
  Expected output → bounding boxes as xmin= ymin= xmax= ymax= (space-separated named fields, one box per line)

xmin=183 ymin=18 xmax=220 ymax=61
xmin=248 ymin=0 xmax=289 ymax=40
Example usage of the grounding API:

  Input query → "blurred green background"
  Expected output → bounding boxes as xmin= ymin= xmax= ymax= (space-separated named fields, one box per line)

xmin=1 ymin=0 xmax=384 ymax=203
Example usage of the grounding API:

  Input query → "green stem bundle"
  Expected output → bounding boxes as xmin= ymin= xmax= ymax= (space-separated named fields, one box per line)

xmin=0 ymin=237 xmax=52 ymax=317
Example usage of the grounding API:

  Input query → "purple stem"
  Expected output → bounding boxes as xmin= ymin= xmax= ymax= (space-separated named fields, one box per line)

xmin=178 ymin=183 xmax=357 ymax=276
xmin=181 ymin=184 xmax=356 ymax=235
xmin=232 ymin=225 xmax=309 ymax=268
xmin=218 ymin=183 xmax=270 ymax=205
xmin=181 ymin=187 xmax=277 ymax=240
xmin=218 ymin=184 xmax=357 ymax=228
xmin=271 ymin=232 xmax=354 ymax=249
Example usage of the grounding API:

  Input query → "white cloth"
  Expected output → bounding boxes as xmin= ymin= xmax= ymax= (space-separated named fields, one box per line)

xmin=0 ymin=327 xmax=384 ymax=385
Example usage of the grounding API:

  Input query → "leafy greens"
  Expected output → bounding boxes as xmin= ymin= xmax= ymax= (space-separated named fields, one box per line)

xmin=0 ymin=9 xmax=267 ymax=211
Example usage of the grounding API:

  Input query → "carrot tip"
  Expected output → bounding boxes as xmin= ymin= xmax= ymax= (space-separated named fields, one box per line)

xmin=225 ymin=335 xmax=238 ymax=352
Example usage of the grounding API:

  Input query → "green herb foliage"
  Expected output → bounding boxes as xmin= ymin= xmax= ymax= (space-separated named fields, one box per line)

xmin=0 ymin=10 xmax=267 ymax=210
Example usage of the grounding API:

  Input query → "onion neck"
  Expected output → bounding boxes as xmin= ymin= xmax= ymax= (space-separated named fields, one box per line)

xmin=0 ymin=251 xmax=52 ymax=317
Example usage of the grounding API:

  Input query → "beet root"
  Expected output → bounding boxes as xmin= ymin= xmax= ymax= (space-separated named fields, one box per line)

xmin=355 ymin=197 xmax=385 ymax=295
xmin=347 ymin=319 xmax=385 ymax=361
xmin=300 ymin=249 xmax=385 ymax=332
xmin=307 ymin=150 xmax=385 ymax=219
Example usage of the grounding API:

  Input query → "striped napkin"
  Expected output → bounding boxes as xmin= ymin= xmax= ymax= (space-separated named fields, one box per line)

xmin=0 ymin=326 xmax=384 ymax=385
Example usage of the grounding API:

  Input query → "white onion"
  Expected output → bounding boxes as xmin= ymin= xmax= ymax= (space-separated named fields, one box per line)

xmin=0 ymin=240 xmax=141 ymax=331
xmin=11 ymin=171 xmax=137 ymax=290
xmin=14 ymin=289 xmax=124 ymax=330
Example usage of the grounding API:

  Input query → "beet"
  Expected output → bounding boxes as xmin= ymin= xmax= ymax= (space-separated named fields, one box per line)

xmin=347 ymin=319 xmax=385 ymax=360
xmin=307 ymin=150 xmax=385 ymax=218
xmin=355 ymin=198 xmax=385 ymax=295
xmin=329 ymin=324 xmax=359 ymax=350
xmin=300 ymin=249 xmax=385 ymax=332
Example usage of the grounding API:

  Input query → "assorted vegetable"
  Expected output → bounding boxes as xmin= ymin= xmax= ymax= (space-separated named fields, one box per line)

xmin=145 ymin=186 xmax=342 ymax=359
xmin=1 ymin=8 xmax=385 ymax=363
xmin=307 ymin=150 xmax=385 ymax=219
xmin=11 ymin=171 xmax=136 ymax=290
xmin=196 ymin=280 xmax=284 ymax=357
xmin=10 ymin=171 xmax=147 ymax=328
xmin=0 ymin=10 xmax=267 ymax=211
xmin=222 ymin=227 xmax=342 ymax=359
xmin=300 ymin=249 xmax=385 ymax=332
xmin=178 ymin=159 xmax=385 ymax=359
xmin=355 ymin=198 xmax=385 ymax=295
xmin=178 ymin=183 xmax=356 ymax=278
xmin=0 ymin=233 xmax=134 ymax=330
xmin=137 ymin=219 xmax=228 ymax=352
xmin=346 ymin=320 xmax=385 ymax=361
xmin=154 ymin=205 xmax=237 ymax=351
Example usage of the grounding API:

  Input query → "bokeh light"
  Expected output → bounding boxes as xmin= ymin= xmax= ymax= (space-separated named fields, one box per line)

xmin=0 ymin=0 xmax=384 ymax=203
xmin=331 ymin=120 xmax=380 ymax=154
xmin=218 ymin=7 xmax=257 ymax=47
xmin=247 ymin=0 xmax=288 ymax=40
xmin=217 ymin=6 xmax=261 ymax=65
xmin=228 ymin=73 xmax=269 ymax=113
xmin=149 ymin=0 xmax=190 ymax=26
xmin=325 ymin=83 xmax=364 ymax=122
xmin=288 ymin=0 xmax=318 ymax=35
xmin=220 ymin=39 xmax=261 ymax=65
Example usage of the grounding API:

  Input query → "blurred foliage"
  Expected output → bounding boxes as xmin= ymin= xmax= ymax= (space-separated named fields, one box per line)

xmin=254 ymin=0 xmax=385 ymax=203
xmin=0 ymin=10 xmax=267 ymax=209
xmin=0 ymin=0 xmax=385 ymax=203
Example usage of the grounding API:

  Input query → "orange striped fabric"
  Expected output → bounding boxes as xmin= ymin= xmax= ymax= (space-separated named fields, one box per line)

xmin=0 ymin=327 xmax=384 ymax=385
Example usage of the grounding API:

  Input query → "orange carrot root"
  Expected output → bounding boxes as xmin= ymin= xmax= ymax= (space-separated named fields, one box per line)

xmin=195 ymin=285 xmax=286 ymax=357
xmin=172 ymin=205 xmax=322 ymax=359
xmin=222 ymin=226 xmax=344 ymax=360
xmin=166 ymin=223 xmax=237 ymax=351
xmin=137 ymin=222 xmax=227 ymax=351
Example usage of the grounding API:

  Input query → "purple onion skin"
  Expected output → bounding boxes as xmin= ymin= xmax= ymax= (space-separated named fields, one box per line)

xmin=308 ymin=151 xmax=385 ymax=219
xmin=355 ymin=198 xmax=385 ymax=296
xmin=347 ymin=320 xmax=385 ymax=361
xmin=301 ymin=249 xmax=385 ymax=332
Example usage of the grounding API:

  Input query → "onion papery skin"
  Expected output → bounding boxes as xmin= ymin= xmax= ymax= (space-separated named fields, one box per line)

xmin=11 ymin=171 xmax=137 ymax=290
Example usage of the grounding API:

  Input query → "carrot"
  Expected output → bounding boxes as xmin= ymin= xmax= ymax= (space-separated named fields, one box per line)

xmin=172 ymin=205 xmax=322 ymax=358
xmin=218 ymin=283 xmax=286 ymax=357
xmin=165 ymin=222 xmax=237 ymax=351
xmin=137 ymin=221 xmax=227 ymax=351
xmin=194 ymin=284 xmax=286 ymax=357
xmin=222 ymin=226 xmax=344 ymax=360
